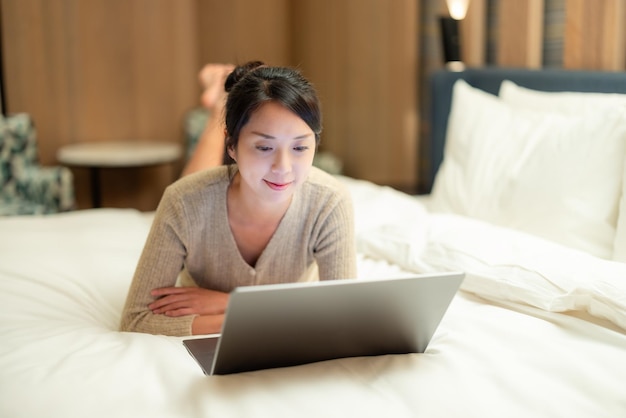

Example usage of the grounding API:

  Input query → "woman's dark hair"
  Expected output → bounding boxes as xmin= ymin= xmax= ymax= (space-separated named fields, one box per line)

xmin=222 ymin=61 xmax=322 ymax=164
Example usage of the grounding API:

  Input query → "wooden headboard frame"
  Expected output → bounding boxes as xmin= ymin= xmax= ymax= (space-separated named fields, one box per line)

xmin=426 ymin=67 xmax=626 ymax=193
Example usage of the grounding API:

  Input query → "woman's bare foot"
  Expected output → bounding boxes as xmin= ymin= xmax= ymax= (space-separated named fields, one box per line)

xmin=181 ymin=63 xmax=235 ymax=177
xmin=199 ymin=63 xmax=235 ymax=109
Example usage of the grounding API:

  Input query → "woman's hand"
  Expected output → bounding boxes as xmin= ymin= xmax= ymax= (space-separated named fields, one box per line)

xmin=149 ymin=287 xmax=229 ymax=317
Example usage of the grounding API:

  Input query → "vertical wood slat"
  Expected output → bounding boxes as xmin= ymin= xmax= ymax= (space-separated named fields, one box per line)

xmin=497 ymin=0 xmax=545 ymax=68
xmin=289 ymin=0 xmax=336 ymax=148
xmin=461 ymin=0 xmax=487 ymax=66
xmin=1 ymin=0 xmax=72 ymax=164
xmin=386 ymin=0 xmax=418 ymax=188
xmin=291 ymin=0 xmax=417 ymax=189
xmin=197 ymin=0 xmax=291 ymax=67
xmin=2 ymin=0 xmax=199 ymax=210
xmin=563 ymin=0 xmax=625 ymax=70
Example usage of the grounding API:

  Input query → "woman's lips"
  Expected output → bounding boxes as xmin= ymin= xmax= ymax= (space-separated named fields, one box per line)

xmin=264 ymin=180 xmax=292 ymax=191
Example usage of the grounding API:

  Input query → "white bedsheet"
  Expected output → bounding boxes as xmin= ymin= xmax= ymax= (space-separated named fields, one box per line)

xmin=1 ymin=179 xmax=626 ymax=418
xmin=344 ymin=176 xmax=626 ymax=331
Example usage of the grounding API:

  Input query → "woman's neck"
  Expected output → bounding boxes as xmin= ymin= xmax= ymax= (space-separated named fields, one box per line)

xmin=227 ymin=173 xmax=292 ymax=226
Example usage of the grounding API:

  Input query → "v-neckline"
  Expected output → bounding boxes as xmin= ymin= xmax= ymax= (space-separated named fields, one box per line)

xmin=222 ymin=167 xmax=296 ymax=269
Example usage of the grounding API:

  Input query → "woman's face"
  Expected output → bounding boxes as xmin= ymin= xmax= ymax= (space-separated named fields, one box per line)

xmin=228 ymin=101 xmax=316 ymax=205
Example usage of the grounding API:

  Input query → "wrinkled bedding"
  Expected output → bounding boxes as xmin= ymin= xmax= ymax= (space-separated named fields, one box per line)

xmin=1 ymin=178 xmax=626 ymax=418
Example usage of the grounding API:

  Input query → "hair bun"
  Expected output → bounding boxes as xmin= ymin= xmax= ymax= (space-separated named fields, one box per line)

xmin=224 ymin=61 xmax=266 ymax=92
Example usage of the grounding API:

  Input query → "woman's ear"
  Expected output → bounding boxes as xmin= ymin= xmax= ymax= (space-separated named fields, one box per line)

xmin=227 ymin=146 xmax=236 ymax=162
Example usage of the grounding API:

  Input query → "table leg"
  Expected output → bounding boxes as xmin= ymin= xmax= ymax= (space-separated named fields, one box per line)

xmin=90 ymin=167 xmax=102 ymax=208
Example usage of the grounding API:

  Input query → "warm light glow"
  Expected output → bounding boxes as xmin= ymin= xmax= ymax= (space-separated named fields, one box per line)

xmin=446 ymin=0 xmax=470 ymax=20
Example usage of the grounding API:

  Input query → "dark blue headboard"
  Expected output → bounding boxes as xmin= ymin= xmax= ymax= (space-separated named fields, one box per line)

xmin=427 ymin=67 xmax=626 ymax=193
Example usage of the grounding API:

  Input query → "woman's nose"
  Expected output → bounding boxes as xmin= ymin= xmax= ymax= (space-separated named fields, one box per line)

xmin=271 ymin=149 xmax=291 ymax=174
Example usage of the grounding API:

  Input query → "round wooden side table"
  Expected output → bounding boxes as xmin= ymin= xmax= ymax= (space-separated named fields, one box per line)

xmin=57 ymin=141 xmax=182 ymax=208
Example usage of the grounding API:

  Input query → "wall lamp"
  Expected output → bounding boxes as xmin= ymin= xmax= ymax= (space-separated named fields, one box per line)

xmin=440 ymin=0 xmax=470 ymax=70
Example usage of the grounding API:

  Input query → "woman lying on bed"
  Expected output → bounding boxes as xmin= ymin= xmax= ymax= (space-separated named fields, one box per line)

xmin=120 ymin=61 xmax=357 ymax=336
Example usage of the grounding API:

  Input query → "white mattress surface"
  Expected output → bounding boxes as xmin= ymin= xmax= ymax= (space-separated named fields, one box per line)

xmin=1 ymin=179 xmax=625 ymax=418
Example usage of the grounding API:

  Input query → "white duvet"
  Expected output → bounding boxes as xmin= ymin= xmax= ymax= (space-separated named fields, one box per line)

xmin=1 ymin=178 xmax=625 ymax=418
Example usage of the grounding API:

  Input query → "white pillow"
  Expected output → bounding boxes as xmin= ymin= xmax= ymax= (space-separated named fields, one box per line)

xmin=617 ymin=175 xmax=626 ymax=262
xmin=500 ymin=80 xmax=626 ymax=262
xmin=499 ymin=79 xmax=626 ymax=115
xmin=430 ymin=79 xmax=626 ymax=259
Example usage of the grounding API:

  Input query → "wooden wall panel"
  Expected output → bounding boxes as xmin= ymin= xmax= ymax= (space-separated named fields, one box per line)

xmin=292 ymin=0 xmax=418 ymax=190
xmin=197 ymin=0 xmax=291 ymax=67
xmin=461 ymin=0 xmax=487 ymax=66
xmin=290 ymin=0 xmax=349 ymax=172
xmin=1 ymin=0 xmax=72 ymax=164
xmin=6 ymin=0 xmax=623 ymax=208
xmin=2 ymin=0 xmax=199 ymax=210
xmin=563 ymin=0 xmax=625 ymax=70
xmin=497 ymin=0 xmax=544 ymax=67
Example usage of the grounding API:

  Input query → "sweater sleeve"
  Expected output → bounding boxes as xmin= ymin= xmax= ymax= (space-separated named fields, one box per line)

xmin=313 ymin=181 xmax=358 ymax=281
xmin=119 ymin=186 xmax=195 ymax=336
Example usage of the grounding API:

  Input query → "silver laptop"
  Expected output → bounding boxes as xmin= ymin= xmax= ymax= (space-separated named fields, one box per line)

xmin=183 ymin=271 xmax=464 ymax=375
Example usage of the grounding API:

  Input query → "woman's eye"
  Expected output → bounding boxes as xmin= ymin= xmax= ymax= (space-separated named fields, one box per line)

xmin=294 ymin=146 xmax=309 ymax=152
xmin=256 ymin=146 xmax=272 ymax=152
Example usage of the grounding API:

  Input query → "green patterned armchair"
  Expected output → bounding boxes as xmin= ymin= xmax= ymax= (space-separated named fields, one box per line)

xmin=0 ymin=113 xmax=75 ymax=215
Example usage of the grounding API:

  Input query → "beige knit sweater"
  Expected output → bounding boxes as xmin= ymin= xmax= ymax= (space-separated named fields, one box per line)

xmin=120 ymin=165 xmax=357 ymax=336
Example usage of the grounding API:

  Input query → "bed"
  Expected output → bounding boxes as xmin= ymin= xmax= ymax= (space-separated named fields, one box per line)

xmin=2 ymin=67 xmax=626 ymax=418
